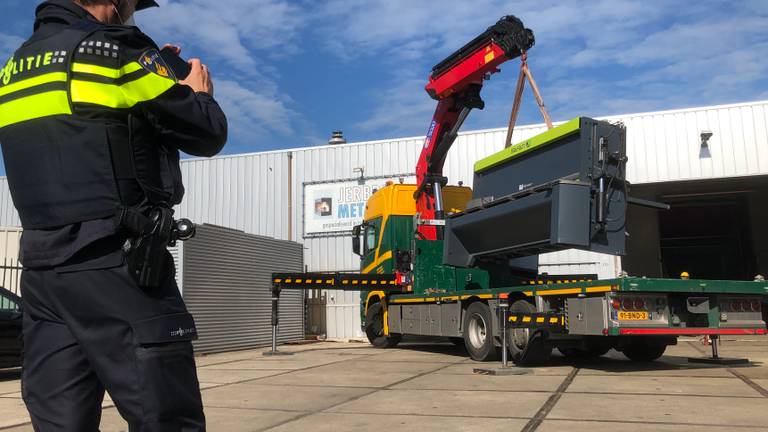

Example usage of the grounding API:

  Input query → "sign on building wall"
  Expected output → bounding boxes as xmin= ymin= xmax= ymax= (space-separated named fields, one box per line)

xmin=303 ymin=175 xmax=414 ymax=236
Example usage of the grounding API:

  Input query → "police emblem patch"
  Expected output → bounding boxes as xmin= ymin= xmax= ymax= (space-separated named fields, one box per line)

xmin=138 ymin=49 xmax=176 ymax=81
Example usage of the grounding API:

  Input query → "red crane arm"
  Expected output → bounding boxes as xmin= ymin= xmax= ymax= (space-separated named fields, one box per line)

xmin=415 ymin=15 xmax=534 ymax=240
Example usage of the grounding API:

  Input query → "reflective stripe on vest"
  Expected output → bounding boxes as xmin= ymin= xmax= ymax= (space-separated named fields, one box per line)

xmin=70 ymin=61 xmax=175 ymax=109
xmin=0 ymin=61 xmax=175 ymax=128
xmin=0 ymin=72 xmax=71 ymax=128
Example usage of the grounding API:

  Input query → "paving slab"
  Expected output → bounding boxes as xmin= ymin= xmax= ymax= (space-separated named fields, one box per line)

xmin=3 ymin=397 xmax=306 ymax=432
xmin=549 ymin=393 xmax=768 ymax=427
xmin=0 ymin=397 xmax=30 ymax=429
xmin=4 ymin=339 xmax=768 ymax=431
xmin=716 ymin=343 xmax=768 ymax=350
xmin=258 ymin=369 xmax=418 ymax=388
xmin=666 ymin=342 xmax=712 ymax=355
xmin=193 ymin=351 xmax=259 ymax=366
xmin=328 ymin=388 xmax=549 ymax=419
xmin=199 ymin=382 xmax=220 ymax=390
xmin=538 ymin=419 xmax=766 ymax=432
xmin=92 ymin=406 xmax=305 ymax=432
xmin=197 ymin=358 xmax=340 ymax=371
xmin=436 ymin=362 xmax=575 ymax=376
xmin=367 ymin=346 xmax=469 ymax=363
xmin=201 ymin=382 xmax=373 ymax=412
xmin=269 ymin=412 xmax=529 ymax=432
xmin=392 ymin=372 xmax=564 ymax=392
xmin=577 ymin=360 xmax=735 ymax=378
xmin=195 ymin=368 xmax=288 ymax=384
xmin=568 ymin=375 xmax=762 ymax=397
xmin=0 ymin=379 xmax=20 ymax=396
xmin=278 ymin=345 xmax=377 ymax=355
xmin=309 ymin=359 xmax=449 ymax=374
xmin=754 ymin=379 xmax=768 ymax=391
xmin=729 ymin=366 xmax=768 ymax=379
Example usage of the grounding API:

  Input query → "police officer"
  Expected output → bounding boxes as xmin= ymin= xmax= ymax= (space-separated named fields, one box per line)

xmin=0 ymin=0 xmax=227 ymax=430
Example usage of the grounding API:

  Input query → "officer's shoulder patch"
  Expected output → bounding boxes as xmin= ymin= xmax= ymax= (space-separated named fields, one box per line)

xmin=138 ymin=49 xmax=176 ymax=81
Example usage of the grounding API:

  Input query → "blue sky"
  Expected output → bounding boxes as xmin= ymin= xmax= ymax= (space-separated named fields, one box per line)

xmin=2 ymin=0 xmax=768 ymax=157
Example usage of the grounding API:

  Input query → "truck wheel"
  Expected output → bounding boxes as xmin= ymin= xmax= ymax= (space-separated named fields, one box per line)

xmin=463 ymin=302 xmax=498 ymax=361
xmin=621 ymin=338 xmax=666 ymax=362
xmin=365 ymin=303 xmax=401 ymax=348
xmin=507 ymin=300 xmax=552 ymax=364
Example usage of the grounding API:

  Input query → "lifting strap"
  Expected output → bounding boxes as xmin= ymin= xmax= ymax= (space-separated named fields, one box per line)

xmin=504 ymin=51 xmax=553 ymax=148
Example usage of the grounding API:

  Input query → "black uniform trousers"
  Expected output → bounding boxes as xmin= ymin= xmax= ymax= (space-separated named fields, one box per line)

xmin=21 ymin=253 xmax=205 ymax=432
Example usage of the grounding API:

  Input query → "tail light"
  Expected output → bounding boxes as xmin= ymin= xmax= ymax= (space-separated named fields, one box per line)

xmin=617 ymin=296 xmax=651 ymax=311
xmin=721 ymin=297 xmax=762 ymax=313
xmin=730 ymin=300 xmax=742 ymax=312
xmin=633 ymin=298 xmax=646 ymax=310
xmin=741 ymin=300 xmax=752 ymax=312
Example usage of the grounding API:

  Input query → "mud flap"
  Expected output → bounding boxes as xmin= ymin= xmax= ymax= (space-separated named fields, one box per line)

xmin=519 ymin=329 xmax=552 ymax=364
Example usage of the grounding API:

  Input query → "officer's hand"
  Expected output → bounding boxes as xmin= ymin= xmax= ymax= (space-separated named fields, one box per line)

xmin=180 ymin=59 xmax=213 ymax=96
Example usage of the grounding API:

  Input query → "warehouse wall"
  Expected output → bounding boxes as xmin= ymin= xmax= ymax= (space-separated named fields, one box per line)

xmin=0 ymin=227 xmax=22 ymax=295
xmin=617 ymin=102 xmax=768 ymax=183
xmin=0 ymin=183 xmax=19 ymax=228
xmin=176 ymin=151 xmax=292 ymax=240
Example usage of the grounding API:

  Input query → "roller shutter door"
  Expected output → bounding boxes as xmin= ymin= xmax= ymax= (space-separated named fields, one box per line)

xmin=180 ymin=224 xmax=303 ymax=353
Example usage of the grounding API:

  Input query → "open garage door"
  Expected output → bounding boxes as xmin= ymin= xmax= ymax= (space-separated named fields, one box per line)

xmin=658 ymin=195 xmax=754 ymax=280
xmin=624 ymin=176 xmax=768 ymax=281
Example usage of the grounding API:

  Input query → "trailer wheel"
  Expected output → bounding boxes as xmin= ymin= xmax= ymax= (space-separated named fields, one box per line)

xmin=365 ymin=303 xmax=401 ymax=348
xmin=463 ymin=302 xmax=497 ymax=361
xmin=621 ymin=338 xmax=667 ymax=362
xmin=507 ymin=300 xmax=552 ymax=364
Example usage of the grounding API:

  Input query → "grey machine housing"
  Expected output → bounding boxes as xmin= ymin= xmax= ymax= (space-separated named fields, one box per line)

xmin=444 ymin=117 xmax=628 ymax=268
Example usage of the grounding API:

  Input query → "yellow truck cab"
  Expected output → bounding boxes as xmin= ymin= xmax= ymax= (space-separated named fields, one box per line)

xmin=352 ymin=182 xmax=471 ymax=346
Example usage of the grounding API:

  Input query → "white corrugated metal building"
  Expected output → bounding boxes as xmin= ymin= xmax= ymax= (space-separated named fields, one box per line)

xmin=1 ymin=99 xmax=766 ymax=339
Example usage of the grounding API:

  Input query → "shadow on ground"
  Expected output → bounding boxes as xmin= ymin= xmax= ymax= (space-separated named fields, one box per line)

xmin=381 ymin=341 xmax=763 ymax=373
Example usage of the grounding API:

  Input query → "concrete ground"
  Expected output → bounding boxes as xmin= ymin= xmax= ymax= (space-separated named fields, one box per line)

xmin=1 ymin=337 xmax=767 ymax=431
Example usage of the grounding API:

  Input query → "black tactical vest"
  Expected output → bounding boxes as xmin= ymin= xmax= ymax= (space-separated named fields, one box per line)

xmin=0 ymin=20 xmax=182 ymax=230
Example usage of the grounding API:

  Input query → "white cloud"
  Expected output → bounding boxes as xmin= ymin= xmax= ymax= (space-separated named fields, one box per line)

xmin=213 ymin=79 xmax=310 ymax=152
xmin=310 ymin=0 xmax=768 ymax=138
xmin=140 ymin=0 xmax=304 ymax=71
xmin=355 ymin=73 xmax=435 ymax=136
xmin=135 ymin=0 xmax=318 ymax=151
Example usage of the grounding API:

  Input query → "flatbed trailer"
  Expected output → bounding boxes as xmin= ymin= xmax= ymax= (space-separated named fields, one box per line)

xmin=274 ymin=274 xmax=767 ymax=362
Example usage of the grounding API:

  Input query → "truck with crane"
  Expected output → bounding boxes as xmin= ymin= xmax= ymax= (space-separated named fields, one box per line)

xmin=272 ymin=15 xmax=768 ymax=364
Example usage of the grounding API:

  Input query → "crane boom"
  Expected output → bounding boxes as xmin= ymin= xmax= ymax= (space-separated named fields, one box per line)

xmin=415 ymin=15 xmax=534 ymax=240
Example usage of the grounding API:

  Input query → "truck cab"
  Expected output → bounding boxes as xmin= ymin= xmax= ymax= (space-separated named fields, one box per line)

xmin=352 ymin=183 xmax=472 ymax=276
xmin=352 ymin=183 xmax=471 ymax=346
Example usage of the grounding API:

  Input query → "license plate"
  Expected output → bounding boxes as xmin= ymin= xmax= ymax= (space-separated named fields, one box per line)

xmin=618 ymin=311 xmax=649 ymax=321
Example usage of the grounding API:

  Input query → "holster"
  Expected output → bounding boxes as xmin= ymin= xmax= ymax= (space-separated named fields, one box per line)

xmin=119 ymin=206 xmax=176 ymax=288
